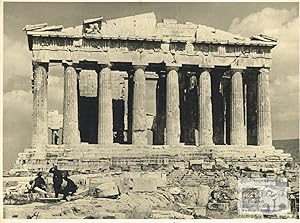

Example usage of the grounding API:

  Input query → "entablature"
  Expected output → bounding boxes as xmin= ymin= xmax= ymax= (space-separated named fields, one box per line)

xmin=25 ymin=12 xmax=277 ymax=69
xmin=29 ymin=36 xmax=273 ymax=69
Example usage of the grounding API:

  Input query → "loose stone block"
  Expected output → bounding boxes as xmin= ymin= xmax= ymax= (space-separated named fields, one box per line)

xmin=95 ymin=181 xmax=120 ymax=198
xmin=202 ymin=162 xmax=214 ymax=170
xmin=132 ymin=177 xmax=157 ymax=192
xmin=197 ymin=185 xmax=211 ymax=207
xmin=173 ymin=162 xmax=185 ymax=169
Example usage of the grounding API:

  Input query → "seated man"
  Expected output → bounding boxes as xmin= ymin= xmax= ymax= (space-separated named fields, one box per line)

xmin=61 ymin=172 xmax=78 ymax=201
xmin=29 ymin=172 xmax=48 ymax=197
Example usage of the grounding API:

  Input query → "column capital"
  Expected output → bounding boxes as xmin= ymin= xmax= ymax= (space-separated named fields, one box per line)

xmin=199 ymin=67 xmax=212 ymax=73
xmin=133 ymin=64 xmax=147 ymax=71
xmin=198 ymin=65 xmax=214 ymax=71
xmin=259 ymin=67 xmax=270 ymax=74
xmin=62 ymin=60 xmax=76 ymax=66
xmin=98 ymin=63 xmax=112 ymax=70
xmin=225 ymin=68 xmax=245 ymax=77
xmin=165 ymin=63 xmax=182 ymax=72
xmin=32 ymin=61 xmax=49 ymax=72
xmin=230 ymin=64 xmax=247 ymax=71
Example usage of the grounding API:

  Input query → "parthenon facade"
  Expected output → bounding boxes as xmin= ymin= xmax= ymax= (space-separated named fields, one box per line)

xmin=24 ymin=12 xmax=276 ymax=149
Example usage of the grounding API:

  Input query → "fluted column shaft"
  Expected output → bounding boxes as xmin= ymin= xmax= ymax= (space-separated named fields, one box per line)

xmin=63 ymin=66 xmax=80 ymax=144
xmin=257 ymin=68 xmax=272 ymax=146
xmin=132 ymin=67 xmax=147 ymax=145
xmin=166 ymin=68 xmax=180 ymax=145
xmin=198 ymin=70 xmax=213 ymax=145
xmin=230 ymin=70 xmax=246 ymax=145
xmin=98 ymin=67 xmax=113 ymax=144
xmin=32 ymin=64 xmax=48 ymax=147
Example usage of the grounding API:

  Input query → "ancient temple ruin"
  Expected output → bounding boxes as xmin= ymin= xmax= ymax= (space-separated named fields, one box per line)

xmin=25 ymin=12 xmax=275 ymax=147
xmin=14 ymin=12 xmax=292 ymax=173
xmin=5 ymin=12 xmax=298 ymax=218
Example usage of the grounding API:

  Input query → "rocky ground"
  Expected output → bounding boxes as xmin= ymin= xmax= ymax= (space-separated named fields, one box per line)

xmin=3 ymin=190 xmax=187 ymax=219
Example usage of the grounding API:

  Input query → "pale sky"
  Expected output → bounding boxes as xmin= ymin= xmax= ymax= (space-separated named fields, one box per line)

xmin=3 ymin=2 xmax=299 ymax=169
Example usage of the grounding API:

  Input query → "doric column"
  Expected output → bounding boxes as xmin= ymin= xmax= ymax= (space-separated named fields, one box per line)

xmin=257 ymin=68 xmax=272 ymax=146
xmin=166 ymin=66 xmax=181 ymax=145
xmin=62 ymin=65 xmax=80 ymax=144
xmin=230 ymin=70 xmax=246 ymax=145
xmin=132 ymin=66 xmax=147 ymax=145
xmin=198 ymin=69 xmax=213 ymax=145
xmin=98 ymin=66 xmax=113 ymax=144
xmin=31 ymin=63 xmax=48 ymax=147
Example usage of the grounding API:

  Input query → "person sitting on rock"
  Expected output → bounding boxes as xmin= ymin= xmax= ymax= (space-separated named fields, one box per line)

xmin=61 ymin=171 xmax=78 ymax=201
xmin=30 ymin=172 xmax=48 ymax=197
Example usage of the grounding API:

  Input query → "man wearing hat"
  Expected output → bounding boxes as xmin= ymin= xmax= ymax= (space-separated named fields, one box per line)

xmin=31 ymin=172 xmax=48 ymax=196
xmin=49 ymin=165 xmax=63 ymax=198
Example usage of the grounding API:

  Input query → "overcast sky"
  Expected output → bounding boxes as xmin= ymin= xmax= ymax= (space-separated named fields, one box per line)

xmin=3 ymin=2 xmax=299 ymax=170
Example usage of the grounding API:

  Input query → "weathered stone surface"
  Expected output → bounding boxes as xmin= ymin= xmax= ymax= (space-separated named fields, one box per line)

xmin=95 ymin=181 xmax=120 ymax=198
xmin=79 ymin=70 xmax=98 ymax=97
xmin=193 ymin=207 xmax=207 ymax=217
xmin=230 ymin=71 xmax=246 ymax=145
xmin=63 ymin=66 xmax=80 ymax=144
xmin=98 ymin=67 xmax=113 ymax=144
xmin=166 ymin=68 xmax=180 ymax=145
xmin=111 ymin=71 xmax=126 ymax=100
xmin=198 ymin=70 xmax=213 ymax=145
xmin=197 ymin=185 xmax=211 ymax=207
xmin=132 ymin=67 xmax=147 ymax=145
xmin=257 ymin=68 xmax=272 ymax=146
xmin=151 ymin=210 xmax=194 ymax=219
xmin=32 ymin=64 xmax=48 ymax=148
xmin=48 ymin=110 xmax=63 ymax=130
xmin=101 ymin=12 xmax=157 ymax=38
xmin=132 ymin=177 xmax=157 ymax=192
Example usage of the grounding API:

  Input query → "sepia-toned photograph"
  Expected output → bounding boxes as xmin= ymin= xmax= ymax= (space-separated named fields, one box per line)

xmin=2 ymin=1 xmax=299 ymax=220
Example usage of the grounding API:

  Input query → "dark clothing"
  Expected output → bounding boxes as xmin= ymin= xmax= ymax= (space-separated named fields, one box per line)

xmin=62 ymin=178 xmax=78 ymax=200
xmin=33 ymin=176 xmax=47 ymax=191
xmin=49 ymin=167 xmax=63 ymax=198
xmin=49 ymin=167 xmax=63 ymax=185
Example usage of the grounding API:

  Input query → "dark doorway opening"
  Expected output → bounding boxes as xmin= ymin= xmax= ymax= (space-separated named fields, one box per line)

xmin=78 ymin=96 xmax=98 ymax=144
xmin=113 ymin=99 xmax=125 ymax=143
